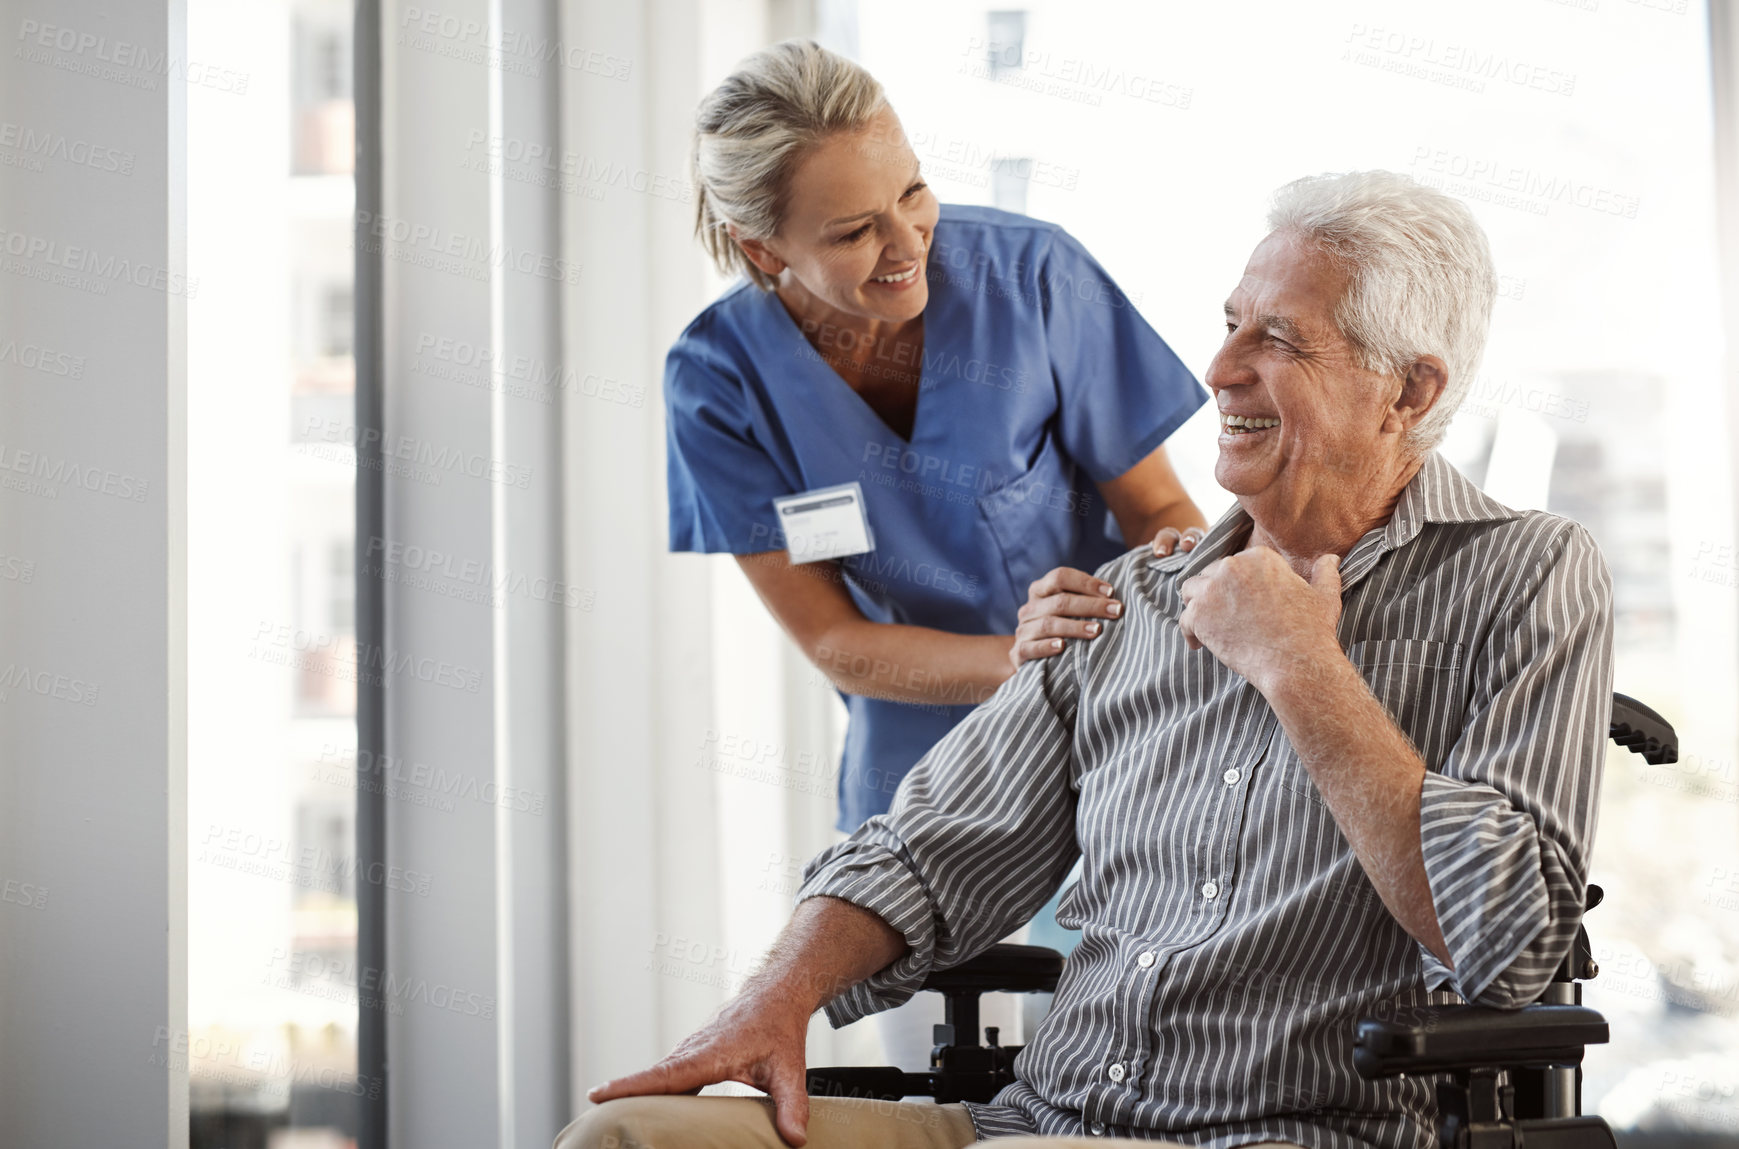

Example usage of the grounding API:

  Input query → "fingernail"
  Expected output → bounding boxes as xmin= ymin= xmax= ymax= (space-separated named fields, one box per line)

xmin=1086 ymin=621 xmax=1100 ymax=635
xmin=1051 ymin=639 xmax=1063 ymax=650
xmin=1099 ymin=583 xmax=1114 ymax=596
xmin=1107 ymin=602 xmax=1122 ymax=617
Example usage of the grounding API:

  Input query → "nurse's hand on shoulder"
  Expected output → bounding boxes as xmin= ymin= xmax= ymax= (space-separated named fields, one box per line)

xmin=1010 ymin=567 xmax=1125 ymax=671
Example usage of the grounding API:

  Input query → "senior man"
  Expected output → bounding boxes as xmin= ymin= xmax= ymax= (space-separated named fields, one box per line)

xmin=565 ymin=170 xmax=1613 ymax=1149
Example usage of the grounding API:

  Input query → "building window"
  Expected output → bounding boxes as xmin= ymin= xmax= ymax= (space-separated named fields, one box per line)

xmin=322 ymin=284 xmax=354 ymax=358
xmin=986 ymin=10 xmax=1026 ymax=77
xmin=991 ymin=156 xmax=1033 ymax=215
xmin=329 ymin=541 xmax=354 ymax=634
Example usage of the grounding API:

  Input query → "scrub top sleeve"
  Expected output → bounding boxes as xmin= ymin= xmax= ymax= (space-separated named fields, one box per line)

xmin=664 ymin=343 xmax=794 ymax=555
xmin=1040 ymin=229 xmax=1207 ymax=485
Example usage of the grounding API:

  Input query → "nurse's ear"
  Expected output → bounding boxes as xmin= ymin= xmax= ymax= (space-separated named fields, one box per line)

xmin=729 ymin=224 xmax=787 ymax=279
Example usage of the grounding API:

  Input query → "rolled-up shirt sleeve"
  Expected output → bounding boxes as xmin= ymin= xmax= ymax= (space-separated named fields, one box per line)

xmin=795 ymin=640 xmax=1085 ymax=1027
xmin=1418 ymin=521 xmax=1614 ymax=1007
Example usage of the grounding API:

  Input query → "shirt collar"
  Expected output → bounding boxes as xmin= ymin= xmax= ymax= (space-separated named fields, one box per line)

xmin=1145 ymin=451 xmax=1519 ymax=586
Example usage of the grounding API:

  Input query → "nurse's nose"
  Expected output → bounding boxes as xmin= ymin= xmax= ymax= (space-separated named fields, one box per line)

xmin=886 ymin=224 xmax=926 ymax=265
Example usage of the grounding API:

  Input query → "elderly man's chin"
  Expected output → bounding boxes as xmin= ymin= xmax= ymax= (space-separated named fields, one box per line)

xmin=1212 ymin=444 xmax=1280 ymax=497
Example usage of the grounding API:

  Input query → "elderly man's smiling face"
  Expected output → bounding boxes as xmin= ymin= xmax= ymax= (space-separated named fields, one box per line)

xmin=1207 ymin=231 xmax=1435 ymax=529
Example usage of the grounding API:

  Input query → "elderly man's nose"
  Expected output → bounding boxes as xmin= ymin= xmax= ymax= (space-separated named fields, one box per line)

xmin=1204 ymin=348 xmax=1245 ymax=392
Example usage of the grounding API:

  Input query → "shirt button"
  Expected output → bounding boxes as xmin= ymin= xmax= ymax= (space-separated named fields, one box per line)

xmin=1106 ymin=1062 xmax=1126 ymax=1082
xmin=1136 ymin=950 xmax=1157 ymax=968
xmin=1089 ymin=1122 xmax=1107 ymax=1136
xmin=1201 ymin=880 xmax=1220 ymax=899
xmin=1223 ymin=767 xmax=1240 ymax=785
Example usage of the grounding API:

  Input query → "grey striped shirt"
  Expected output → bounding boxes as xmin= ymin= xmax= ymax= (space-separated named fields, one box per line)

xmin=796 ymin=452 xmax=1614 ymax=1147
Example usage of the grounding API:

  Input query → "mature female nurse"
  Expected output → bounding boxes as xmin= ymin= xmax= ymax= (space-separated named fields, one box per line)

xmin=665 ymin=41 xmax=1208 ymax=1058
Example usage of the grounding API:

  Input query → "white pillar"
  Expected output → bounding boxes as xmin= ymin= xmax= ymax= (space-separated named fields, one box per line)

xmin=0 ymin=1 xmax=190 ymax=1145
xmin=1714 ymin=1 xmax=1739 ymax=592
xmin=376 ymin=2 xmax=569 ymax=1145
xmin=560 ymin=0 xmax=725 ymax=1095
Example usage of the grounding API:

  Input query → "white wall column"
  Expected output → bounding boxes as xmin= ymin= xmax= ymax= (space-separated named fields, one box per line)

xmin=0 ymin=1 xmax=189 ymax=1145
xmin=376 ymin=2 xmax=568 ymax=1145
xmin=561 ymin=0 xmax=725 ymax=1095
xmin=1713 ymin=0 xmax=1739 ymax=624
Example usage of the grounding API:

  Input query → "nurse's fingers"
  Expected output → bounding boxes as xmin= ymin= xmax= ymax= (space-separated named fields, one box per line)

xmin=1009 ymin=636 xmax=1069 ymax=669
xmin=1151 ymin=526 xmax=1208 ymax=558
xmin=1016 ymin=613 xmax=1104 ymax=642
xmin=1026 ymin=566 xmax=1116 ymax=604
xmin=1018 ymin=592 xmax=1120 ymax=623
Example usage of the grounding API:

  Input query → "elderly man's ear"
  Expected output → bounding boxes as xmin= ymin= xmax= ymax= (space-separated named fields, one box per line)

xmin=1387 ymin=356 xmax=1450 ymax=437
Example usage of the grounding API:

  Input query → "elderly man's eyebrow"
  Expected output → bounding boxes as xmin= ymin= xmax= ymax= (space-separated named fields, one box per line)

xmin=1224 ymin=303 xmax=1308 ymax=343
xmin=1259 ymin=314 xmax=1307 ymax=343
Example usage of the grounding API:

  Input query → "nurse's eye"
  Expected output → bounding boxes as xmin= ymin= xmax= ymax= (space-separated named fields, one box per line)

xmin=902 ymin=180 xmax=927 ymax=199
xmin=838 ymin=224 xmax=872 ymax=244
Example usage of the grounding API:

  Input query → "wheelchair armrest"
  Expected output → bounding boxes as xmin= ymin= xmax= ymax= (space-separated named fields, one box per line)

xmin=1353 ymin=1003 xmax=1609 ymax=1078
xmin=921 ymin=943 xmax=1064 ymax=995
xmin=1611 ymin=692 xmax=1678 ymax=765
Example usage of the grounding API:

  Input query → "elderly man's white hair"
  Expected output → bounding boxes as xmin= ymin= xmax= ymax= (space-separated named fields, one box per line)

xmin=1267 ymin=171 xmax=1496 ymax=453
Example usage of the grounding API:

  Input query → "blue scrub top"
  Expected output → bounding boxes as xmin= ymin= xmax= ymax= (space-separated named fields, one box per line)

xmin=665 ymin=204 xmax=1206 ymax=830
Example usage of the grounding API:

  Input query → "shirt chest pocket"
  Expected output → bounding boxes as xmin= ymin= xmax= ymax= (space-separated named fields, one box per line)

xmin=1345 ymin=638 xmax=1468 ymax=766
xmin=1278 ymin=638 xmax=1466 ymax=806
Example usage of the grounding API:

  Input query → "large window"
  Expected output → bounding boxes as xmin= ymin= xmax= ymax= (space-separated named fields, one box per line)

xmin=188 ymin=0 xmax=360 ymax=1145
xmin=852 ymin=1 xmax=1734 ymax=1141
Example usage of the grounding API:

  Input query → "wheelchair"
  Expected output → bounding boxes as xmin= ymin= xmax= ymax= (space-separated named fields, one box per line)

xmin=807 ymin=693 xmax=1679 ymax=1149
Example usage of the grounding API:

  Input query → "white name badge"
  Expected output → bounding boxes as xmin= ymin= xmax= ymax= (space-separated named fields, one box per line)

xmin=774 ymin=482 xmax=875 ymax=564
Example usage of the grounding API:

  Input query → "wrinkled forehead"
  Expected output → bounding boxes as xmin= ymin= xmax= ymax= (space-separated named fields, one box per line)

xmin=1225 ymin=231 xmax=1350 ymax=335
xmin=781 ymin=107 xmax=918 ymax=225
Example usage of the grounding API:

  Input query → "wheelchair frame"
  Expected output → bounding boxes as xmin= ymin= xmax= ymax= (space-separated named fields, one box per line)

xmin=806 ymin=692 xmax=1679 ymax=1149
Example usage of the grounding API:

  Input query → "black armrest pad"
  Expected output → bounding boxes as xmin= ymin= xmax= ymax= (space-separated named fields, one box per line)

xmin=1353 ymin=1004 xmax=1608 ymax=1078
xmin=1611 ymin=692 xmax=1678 ymax=764
xmin=921 ymin=944 xmax=1064 ymax=994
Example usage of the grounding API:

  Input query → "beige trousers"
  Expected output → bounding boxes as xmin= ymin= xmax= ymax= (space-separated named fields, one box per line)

xmin=555 ymin=1095 xmax=1302 ymax=1148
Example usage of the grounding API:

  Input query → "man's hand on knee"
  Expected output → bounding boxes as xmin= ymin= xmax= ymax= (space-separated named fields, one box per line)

xmin=587 ymin=990 xmax=816 ymax=1146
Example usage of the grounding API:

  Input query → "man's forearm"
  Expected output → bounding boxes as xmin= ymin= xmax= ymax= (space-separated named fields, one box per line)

xmin=745 ymin=895 xmax=909 ymax=1016
xmin=1262 ymin=649 xmax=1451 ymax=966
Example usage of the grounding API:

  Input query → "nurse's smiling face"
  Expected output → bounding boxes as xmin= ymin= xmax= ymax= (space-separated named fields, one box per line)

xmin=734 ymin=107 xmax=939 ymax=330
xmin=1206 ymin=231 xmax=1443 ymax=528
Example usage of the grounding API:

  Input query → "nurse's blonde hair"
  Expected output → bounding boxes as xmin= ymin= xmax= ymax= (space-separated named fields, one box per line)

xmin=692 ymin=40 xmax=888 ymax=290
